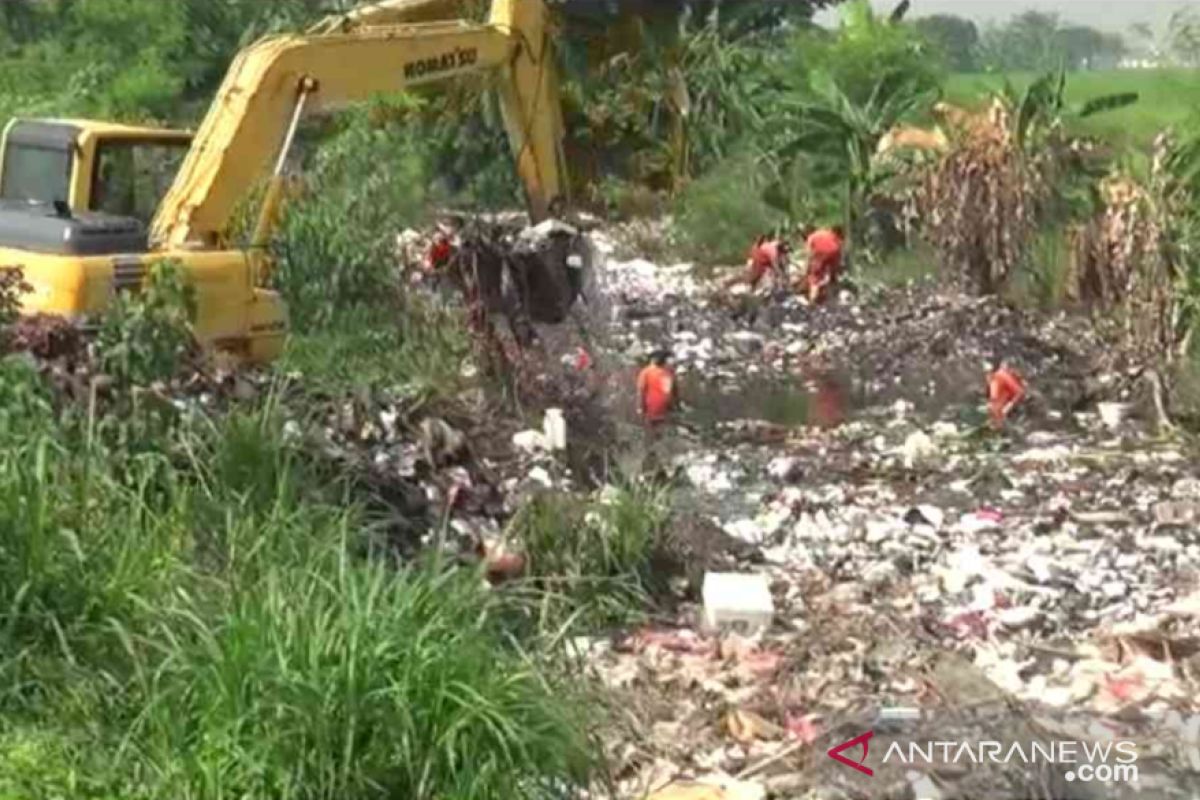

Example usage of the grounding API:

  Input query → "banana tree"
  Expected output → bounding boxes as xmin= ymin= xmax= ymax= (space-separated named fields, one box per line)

xmin=776 ymin=68 xmax=937 ymax=264
xmin=556 ymin=0 xmax=814 ymax=194
xmin=997 ymin=67 xmax=1139 ymax=224
xmin=1000 ymin=67 xmax=1138 ymax=153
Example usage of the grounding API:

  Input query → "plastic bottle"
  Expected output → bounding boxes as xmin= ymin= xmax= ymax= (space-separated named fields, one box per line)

xmin=543 ymin=408 xmax=566 ymax=451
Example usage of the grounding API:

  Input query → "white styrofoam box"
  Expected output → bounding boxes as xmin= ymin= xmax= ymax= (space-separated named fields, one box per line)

xmin=700 ymin=572 xmax=774 ymax=635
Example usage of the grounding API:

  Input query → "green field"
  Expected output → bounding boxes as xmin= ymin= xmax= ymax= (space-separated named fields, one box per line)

xmin=945 ymin=69 xmax=1200 ymax=150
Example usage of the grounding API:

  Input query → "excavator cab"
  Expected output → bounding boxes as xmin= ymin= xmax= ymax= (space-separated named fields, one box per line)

xmin=0 ymin=119 xmax=192 ymax=225
xmin=0 ymin=119 xmax=191 ymax=257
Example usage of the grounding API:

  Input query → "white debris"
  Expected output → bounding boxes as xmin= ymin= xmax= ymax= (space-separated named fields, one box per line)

xmin=1097 ymin=402 xmax=1131 ymax=431
xmin=512 ymin=430 xmax=547 ymax=453
xmin=526 ymin=467 xmax=553 ymax=488
xmin=907 ymin=505 xmax=945 ymax=530
xmin=767 ymin=457 xmax=803 ymax=483
xmin=901 ymin=431 xmax=938 ymax=469
xmin=998 ymin=606 xmax=1043 ymax=629
xmin=700 ymin=572 xmax=775 ymax=635
xmin=724 ymin=519 xmax=765 ymax=545
xmin=957 ymin=511 xmax=1002 ymax=535
xmin=909 ymin=772 xmax=943 ymax=800
xmin=931 ymin=421 xmax=959 ymax=439
xmin=543 ymin=408 xmax=567 ymax=451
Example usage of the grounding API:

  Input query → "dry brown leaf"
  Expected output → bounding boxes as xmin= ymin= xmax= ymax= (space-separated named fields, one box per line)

xmin=724 ymin=709 xmax=781 ymax=744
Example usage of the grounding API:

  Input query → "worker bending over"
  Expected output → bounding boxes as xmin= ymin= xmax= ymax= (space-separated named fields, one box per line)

xmin=637 ymin=349 xmax=677 ymax=426
xmin=987 ymin=359 xmax=1026 ymax=429
xmin=804 ymin=225 xmax=844 ymax=305
xmin=724 ymin=235 xmax=790 ymax=293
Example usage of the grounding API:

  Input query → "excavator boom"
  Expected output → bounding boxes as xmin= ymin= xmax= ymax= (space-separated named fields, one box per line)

xmin=152 ymin=0 xmax=565 ymax=249
xmin=0 ymin=0 xmax=573 ymax=366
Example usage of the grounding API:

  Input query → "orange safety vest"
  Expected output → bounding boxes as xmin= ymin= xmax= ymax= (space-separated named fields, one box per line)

xmin=637 ymin=364 xmax=675 ymax=421
xmin=988 ymin=367 xmax=1026 ymax=424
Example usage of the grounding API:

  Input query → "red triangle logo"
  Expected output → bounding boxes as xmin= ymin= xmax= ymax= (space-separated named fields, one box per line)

xmin=827 ymin=731 xmax=874 ymax=776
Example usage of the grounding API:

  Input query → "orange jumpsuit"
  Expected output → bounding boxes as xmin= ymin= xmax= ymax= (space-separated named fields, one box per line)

xmin=426 ymin=236 xmax=454 ymax=271
xmin=637 ymin=364 xmax=675 ymax=423
xmin=748 ymin=241 xmax=784 ymax=288
xmin=988 ymin=367 xmax=1026 ymax=427
xmin=728 ymin=240 xmax=786 ymax=291
xmin=805 ymin=229 xmax=843 ymax=304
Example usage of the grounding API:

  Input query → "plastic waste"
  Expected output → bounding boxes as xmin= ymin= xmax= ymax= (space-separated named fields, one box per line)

xmin=543 ymin=408 xmax=567 ymax=451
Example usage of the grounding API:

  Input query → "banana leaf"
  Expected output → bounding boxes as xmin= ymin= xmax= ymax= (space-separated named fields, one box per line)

xmin=1075 ymin=92 xmax=1139 ymax=119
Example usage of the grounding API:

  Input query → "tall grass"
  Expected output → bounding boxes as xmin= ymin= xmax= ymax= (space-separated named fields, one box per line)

xmin=862 ymin=243 xmax=939 ymax=289
xmin=0 ymin=369 xmax=596 ymax=798
xmin=131 ymin=561 xmax=592 ymax=799
xmin=1008 ymin=227 xmax=1074 ymax=311
xmin=280 ymin=299 xmax=469 ymax=400
xmin=672 ymin=155 xmax=787 ymax=265
xmin=508 ymin=482 xmax=672 ymax=631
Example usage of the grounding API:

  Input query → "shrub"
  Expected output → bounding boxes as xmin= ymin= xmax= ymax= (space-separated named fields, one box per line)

xmin=510 ymin=481 xmax=672 ymax=627
xmin=781 ymin=0 xmax=943 ymax=107
xmin=918 ymin=108 xmax=1043 ymax=294
xmin=95 ymin=258 xmax=197 ymax=386
xmin=0 ymin=267 xmax=30 ymax=329
xmin=673 ymin=156 xmax=785 ymax=265
xmin=1012 ymin=226 xmax=1073 ymax=310
xmin=280 ymin=298 xmax=469 ymax=400
xmin=275 ymin=95 xmax=433 ymax=329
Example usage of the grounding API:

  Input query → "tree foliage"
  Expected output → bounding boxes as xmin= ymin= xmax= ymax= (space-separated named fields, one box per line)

xmin=0 ymin=0 xmax=360 ymax=123
xmin=783 ymin=0 xmax=939 ymax=106
xmin=977 ymin=11 xmax=1127 ymax=73
xmin=780 ymin=68 xmax=936 ymax=249
xmin=1167 ymin=8 xmax=1200 ymax=67
xmin=913 ymin=14 xmax=979 ymax=72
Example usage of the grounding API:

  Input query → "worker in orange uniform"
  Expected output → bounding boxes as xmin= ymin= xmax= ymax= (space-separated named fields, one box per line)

xmin=987 ymin=360 xmax=1026 ymax=429
xmin=574 ymin=346 xmax=592 ymax=372
xmin=425 ymin=228 xmax=455 ymax=274
xmin=804 ymin=225 xmax=844 ymax=306
xmin=724 ymin=235 xmax=790 ymax=293
xmin=637 ymin=349 xmax=677 ymax=427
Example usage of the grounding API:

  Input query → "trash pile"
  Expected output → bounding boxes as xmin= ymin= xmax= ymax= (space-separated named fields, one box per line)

xmin=575 ymin=248 xmax=1200 ymax=799
xmin=13 ymin=212 xmax=1199 ymax=797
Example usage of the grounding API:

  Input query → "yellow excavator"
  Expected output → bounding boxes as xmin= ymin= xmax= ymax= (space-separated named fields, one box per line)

xmin=0 ymin=0 xmax=569 ymax=363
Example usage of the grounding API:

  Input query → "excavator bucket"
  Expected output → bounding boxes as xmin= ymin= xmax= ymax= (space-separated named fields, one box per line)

xmin=451 ymin=216 xmax=588 ymax=349
xmin=510 ymin=220 xmax=588 ymax=324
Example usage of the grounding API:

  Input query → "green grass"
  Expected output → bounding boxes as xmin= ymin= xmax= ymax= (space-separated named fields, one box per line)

xmin=945 ymin=69 xmax=1200 ymax=150
xmin=1006 ymin=227 xmax=1074 ymax=311
xmin=0 ymin=356 xmax=598 ymax=799
xmin=0 ymin=265 xmax=649 ymax=796
xmin=0 ymin=395 xmax=597 ymax=800
xmin=280 ymin=301 xmax=469 ymax=400
xmin=508 ymin=482 xmax=672 ymax=630
xmin=863 ymin=244 xmax=939 ymax=289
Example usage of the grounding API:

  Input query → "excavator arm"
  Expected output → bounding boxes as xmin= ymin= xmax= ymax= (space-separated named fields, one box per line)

xmin=150 ymin=0 xmax=566 ymax=250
